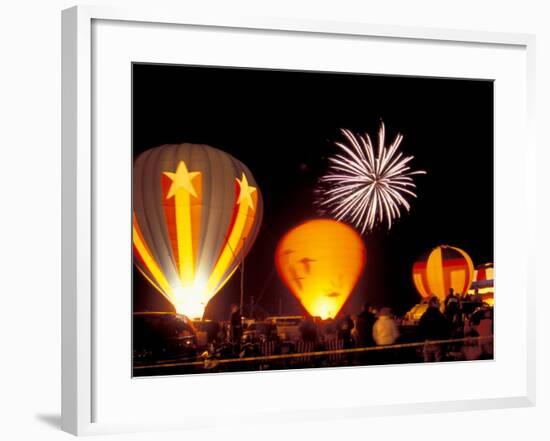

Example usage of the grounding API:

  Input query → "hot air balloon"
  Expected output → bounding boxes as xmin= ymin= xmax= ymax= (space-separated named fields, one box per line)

xmin=275 ymin=219 xmax=366 ymax=320
xmin=133 ymin=143 xmax=263 ymax=319
xmin=470 ymin=263 xmax=494 ymax=305
xmin=412 ymin=245 xmax=474 ymax=302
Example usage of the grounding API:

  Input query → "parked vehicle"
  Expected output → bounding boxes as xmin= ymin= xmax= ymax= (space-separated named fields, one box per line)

xmin=265 ymin=316 xmax=304 ymax=341
xmin=192 ymin=319 xmax=222 ymax=346
xmin=133 ymin=312 xmax=198 ymax=363
xmin=242 ymin=320 xmax=278 ymax=342
xmin=402 ymin=303 xmax=429 ymax=325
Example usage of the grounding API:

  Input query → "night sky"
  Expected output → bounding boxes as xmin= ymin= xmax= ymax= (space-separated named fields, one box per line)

xmin=132 ymin=63 xmax=493 ymax=320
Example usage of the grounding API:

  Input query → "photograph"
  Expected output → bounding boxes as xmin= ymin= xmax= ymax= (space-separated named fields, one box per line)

xmin=131 ymin=63 xmax=494 ymax=377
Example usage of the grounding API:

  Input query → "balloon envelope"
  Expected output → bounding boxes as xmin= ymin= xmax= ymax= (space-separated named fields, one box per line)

xmin=412 ymin=245 xmax=474 ymax=301
xmin=471 ymin=263 xmax=494 ymax=305
xmin=275 ymin=219 xmax=366 ymax=319
xmin=133 ymin=143 xmax=263 ymax=319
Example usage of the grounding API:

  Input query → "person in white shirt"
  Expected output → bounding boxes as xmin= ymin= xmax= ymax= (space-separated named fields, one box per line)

xmin=372 ymin=307 xmax=400 ymax=346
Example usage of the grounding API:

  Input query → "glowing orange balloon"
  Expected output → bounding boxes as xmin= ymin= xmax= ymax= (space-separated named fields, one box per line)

xmin=412 ymin=245 xmax=474 ymax=302
xmin=275 ymin=219 xmax=366 ymax=319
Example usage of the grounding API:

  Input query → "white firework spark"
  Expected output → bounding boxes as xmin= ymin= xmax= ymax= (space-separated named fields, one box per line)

xmin=316 ymin=122 xmax=426 ymax=234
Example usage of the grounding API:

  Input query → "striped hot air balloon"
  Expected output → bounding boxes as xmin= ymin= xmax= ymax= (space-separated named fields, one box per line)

xmin=133 ymin=144 xmax=263 ymax=319
xmin=412 ymin=245 xmax=474 ymax=302
xmin=471 ymin=263 xmax=494 ymax=305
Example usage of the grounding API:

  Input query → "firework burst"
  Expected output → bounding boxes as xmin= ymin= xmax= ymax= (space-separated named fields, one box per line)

xmin=315 ymin=122 xmax=426 ymax=234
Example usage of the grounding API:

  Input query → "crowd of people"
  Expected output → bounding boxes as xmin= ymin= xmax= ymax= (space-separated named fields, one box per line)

xmin=354 ymin=291 xmax=492 ymax=362
xmin=211 ymin=289 xmax=494 ymax=367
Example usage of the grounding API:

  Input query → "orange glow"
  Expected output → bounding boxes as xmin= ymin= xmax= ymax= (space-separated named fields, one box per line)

xmin=275 ymin=219 xmax=366 ymax=319
xmin=412 ymin=245 xmax=474 ymax=301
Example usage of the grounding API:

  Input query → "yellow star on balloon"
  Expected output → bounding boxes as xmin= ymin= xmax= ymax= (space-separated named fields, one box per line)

xmin=236 ymin=173 xmax=257 ymax=211
xmin=163 ymin=160 xmax=201 ymax=199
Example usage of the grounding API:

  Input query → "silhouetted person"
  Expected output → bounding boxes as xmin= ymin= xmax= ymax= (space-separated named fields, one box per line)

xmin=418 ymin=296 xmax=451 ymax=362
xmin=444 ymin=288 xmax=458 ymax=313
xmin=321 ymin=318 xmax=337 ymax=340
xmin=338 ymin=315 xmax=354 ymax=349
xmin=357 ymin=302 xmax=377 ymax=347
xmin=239 ymin=334 xmax=260 ymax=358
xmin=299 ymin=316 xmax=318 ymax=343
xmin=229 ymin=304 xmax=242 ymax=346
xmin=444 ymin=289 xmax=462 ymax=333
xmin=206 ymin=320 xmax=221 ymax=343
xmin=470 ymin=306 xmax=494 ymax=359
xmin=350 ymin=314 xmax=362 ymax=347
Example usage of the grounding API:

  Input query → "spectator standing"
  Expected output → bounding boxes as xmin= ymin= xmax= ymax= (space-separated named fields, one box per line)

xmin=461 ymin=325 xmax=482 ymax=361
xmin=418 ymin=296 xmax=451 ymax=362
xmin=373 ymin=308 xmax=400 ymax=346
xmin=338 ymin=315 xmax=354 ymax=349
xmin=471 ymin=307 xmax=494 ymax=359
xmin=299 ymin=316 xmax=318 ymax=343
xmin=444 ymin=289 xmax=461 ymax=324
xmin=321 ymin=318 xmax=337 ymax=341
xmin=357 ymin=302 xmax=377 ymax=347
xmin=350 ymin=314 xmax=362 ymax=347
xmin=229 ymin=304 xmax=242 ymax=346
xmin=444 ymin=289 xmax=463 ymax=352
xmin=473 ymin=288 xmax=483 ymax=304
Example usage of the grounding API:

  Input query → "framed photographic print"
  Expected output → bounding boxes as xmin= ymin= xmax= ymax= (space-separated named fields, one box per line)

xmin=62 ymin=5 xmax=536 ymax=436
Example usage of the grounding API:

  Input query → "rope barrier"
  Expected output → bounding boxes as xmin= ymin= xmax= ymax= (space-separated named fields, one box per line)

xmin=134 ymin=335 xmax=493 ymax=370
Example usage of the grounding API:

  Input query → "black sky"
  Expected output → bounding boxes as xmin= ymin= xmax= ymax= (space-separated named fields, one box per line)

xmin=132 ymin=63 xmax=494 ymax=319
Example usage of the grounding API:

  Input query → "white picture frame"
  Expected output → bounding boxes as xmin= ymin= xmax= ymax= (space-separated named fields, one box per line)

xmin=62 ymin=5 xmax=536 ymax=436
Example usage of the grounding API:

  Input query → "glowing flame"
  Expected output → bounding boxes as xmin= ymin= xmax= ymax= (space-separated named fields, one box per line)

xmin=171 ymin=277 xmax=209 ymax=319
